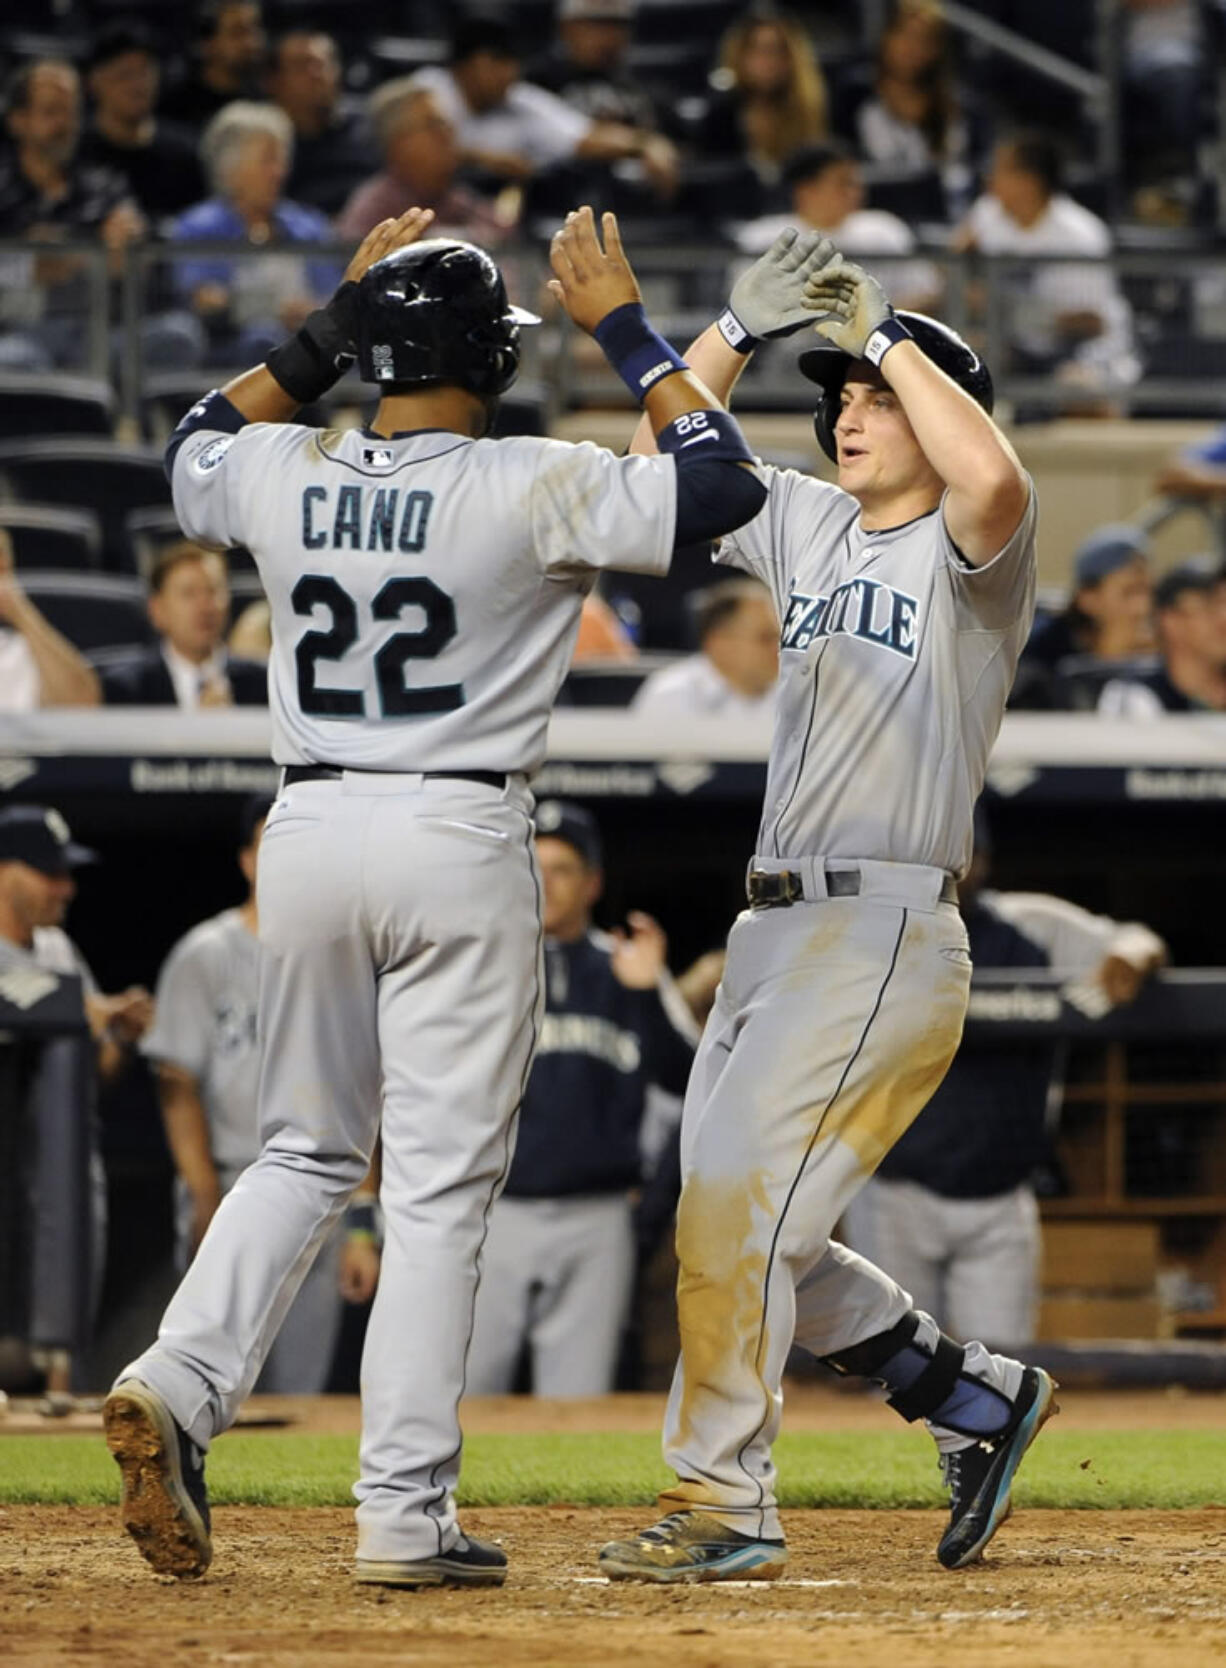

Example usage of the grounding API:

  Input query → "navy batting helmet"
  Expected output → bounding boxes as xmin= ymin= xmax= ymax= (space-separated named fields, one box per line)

xmin=798 ymin=313 xmax=993 ymax=463
xmin=354 ymin=238 xmax=539 ymax=397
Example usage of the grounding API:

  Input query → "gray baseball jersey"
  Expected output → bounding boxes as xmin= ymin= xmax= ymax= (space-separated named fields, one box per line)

xmin=143 ymin=906 xmax=342 ymax=1393
xmin=143 ymin=909 xmax=261 ymax=1171
xmin=171 ymin=422 xmax=677 ymax=771
xmin=717 ymin=472 xmax=1038 ymax=876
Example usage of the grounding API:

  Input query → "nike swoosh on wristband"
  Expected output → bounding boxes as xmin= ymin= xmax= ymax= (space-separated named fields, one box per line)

xmin=680 ymin=430 xmax=719 ymax=447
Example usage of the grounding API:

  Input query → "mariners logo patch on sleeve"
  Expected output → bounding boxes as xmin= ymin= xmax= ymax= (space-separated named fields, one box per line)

xmin=194 ymin=436 xmax=235 ymax=474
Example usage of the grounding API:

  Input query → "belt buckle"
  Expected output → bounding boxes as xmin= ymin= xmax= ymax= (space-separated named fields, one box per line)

xmin=748 ymin=869 xmax=803 ymax=909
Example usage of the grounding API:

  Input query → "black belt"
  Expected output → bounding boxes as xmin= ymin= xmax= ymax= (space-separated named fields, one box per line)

xmin=747 ymin=867 xmax=958 ymax=909
xmin=282 ymin=765 xmax=507 ymax=789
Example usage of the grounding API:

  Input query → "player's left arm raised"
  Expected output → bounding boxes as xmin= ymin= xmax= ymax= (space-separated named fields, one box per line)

xmin=808 ymin=261 xmax=1030 ymax=566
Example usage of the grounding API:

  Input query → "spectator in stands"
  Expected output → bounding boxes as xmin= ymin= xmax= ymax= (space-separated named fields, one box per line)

xmin=732 ymin=140 xmax=941 ymax=312
xmin=411 ymin=12 xmax=677 ymax=200
xmin=170 ymin=102 xmax=337 ymax=365
xmin=466 ymin=801 xmax=697 ymax=1395
xmin=0 ymin=59 xmax=145 ymax=371
xmin=573 ymin=592 xmax=638 ymax=661
xmin=1015 ymin=525 xmax=1155 ymax=707
xmin=842 ymin=806 xmax=1167 ymax=1349
xmin=631 ymin=577 xmax=778 ymax=720
xmin=1098 ymin=560 xmax=1226 ymax=714
xmin=161 ymin=0 xmax=267 ymax=138
xmin=839 ymin=0 xmax=982 ymax=221
xmin=1121 ymin=0 xmax=1205 ymax=207
xmin=0 ymin=529 xmax=101 ymax=709
xmin=957 ymin=134 xmax=1141 ymax=395
xmin=79 ymin=24 xmax=205 ymax=222
xmin=336 ymin=81 xmax=511 ymax=246
xmin=1155 ymin=424 xmax=1226 ymax=503
xmin=694 ymin=10 xmax=828 ymax=187
xmin=99 ymin=542 xmax=267 ymax=707
xmin=141 ymin=796 xmax=355 ymax=1392
xmin=528 ymin=0 xmax=680 ymax=210
xmin=266 ymin=30 xmax=379 ymax=220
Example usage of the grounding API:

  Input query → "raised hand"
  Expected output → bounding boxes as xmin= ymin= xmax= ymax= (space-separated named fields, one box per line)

xmin=609 ymin=910 xmax=668 ymax=990
xmin=729 ymin=227 xmax=840 ymax=340
xmin=343 ymin=207 xmax=436 ymax=286
xmin=548 ymin=206 xmax=642 ymax=334
xmin=804 ymin=258 xmax=893 ymax=358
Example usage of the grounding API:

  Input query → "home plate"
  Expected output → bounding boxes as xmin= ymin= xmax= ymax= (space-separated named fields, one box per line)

xmin=569 ymin=1577 xmax=857 ymax=1589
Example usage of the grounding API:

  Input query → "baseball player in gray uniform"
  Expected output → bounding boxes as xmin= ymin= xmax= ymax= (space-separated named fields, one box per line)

xmin=142 ymin=796 xmax=346 ymax=1393
xmin=599 ymin=242 xmax=1055 ymax=1581
xmin=101 ymin=204 xmax=805 ymax=1587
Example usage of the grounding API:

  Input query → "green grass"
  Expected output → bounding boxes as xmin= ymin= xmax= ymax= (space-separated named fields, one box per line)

xmin=2 ymin=1429 xmax=1224 ymax=1510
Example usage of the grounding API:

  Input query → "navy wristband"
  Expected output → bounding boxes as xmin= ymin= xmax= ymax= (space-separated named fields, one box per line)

xmin=656 ymin=407 xmax=754 ymax=464
xmin=862 ymin=315 xmax=912 ymax=367
xmin=716 ymin=306 xmax=759 ymax=355
xmin=593 ymin=301 xmax=686 ymax=401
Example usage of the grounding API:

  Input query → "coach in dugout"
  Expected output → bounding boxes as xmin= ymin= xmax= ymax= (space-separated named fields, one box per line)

xmin=466 ymin=800 xmax=697 ymax=1396
xmin=841 ymin=805 xmax=1166 ymax=1350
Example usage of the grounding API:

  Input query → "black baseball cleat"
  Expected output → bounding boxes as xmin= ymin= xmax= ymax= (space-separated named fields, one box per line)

xmin=355 ymin=1532 xmax=508 ymax=1588
xmin=103 ymin=1379 xmax=212 ymax=1578
xmin=936 ymin=1365 xmax=1058 ymax=1570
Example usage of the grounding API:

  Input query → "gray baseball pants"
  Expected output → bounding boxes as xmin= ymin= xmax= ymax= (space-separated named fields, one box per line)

xmin=122 ymin=771 xmax=542 ymax=1562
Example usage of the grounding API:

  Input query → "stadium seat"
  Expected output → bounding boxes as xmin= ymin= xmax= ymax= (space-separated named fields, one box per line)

xmin=489 ymin=381 xmax=549 ymax=438
xmin=124 ymin=505 xmax=260 ymax=583
xmin=0 ymin=506 xmax=102 ymax=572
xmin=0 ymin=441 xmax=171 ymax=572
xmin=17 ymin=572 xmax=152 ymax=656
xmin=0 ymin=376 xmax=115 ymax=440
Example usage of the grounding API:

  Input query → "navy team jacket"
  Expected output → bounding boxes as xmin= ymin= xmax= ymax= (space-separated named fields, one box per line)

xmin=502 ymin=929 xmax=695 ymax=1199
xmin=876 ymin=900 xmax=1058 ymax=1200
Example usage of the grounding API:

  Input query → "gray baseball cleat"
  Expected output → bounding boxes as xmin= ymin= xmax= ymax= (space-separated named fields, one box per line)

xmin=355 ymin=1533 xmax=508 ymax=1588
xmin=598 ymin=1510 xmax=787 ymax=1583
xmin=937 ymin=1365 xmax=1059 ymax=1569
xmin=103 ymin=1379 xmax=212 ymax=1578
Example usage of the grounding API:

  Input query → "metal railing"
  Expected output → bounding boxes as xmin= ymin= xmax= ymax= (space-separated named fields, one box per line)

xmin=2 ymin=236 xmax=1225 ymax=427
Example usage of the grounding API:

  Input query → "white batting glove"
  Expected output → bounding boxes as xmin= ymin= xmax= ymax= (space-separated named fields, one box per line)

xmin=719 ymin=228 xmax=840 ymax=350
xmin=804 ymin=258 xmax=896 ymax=359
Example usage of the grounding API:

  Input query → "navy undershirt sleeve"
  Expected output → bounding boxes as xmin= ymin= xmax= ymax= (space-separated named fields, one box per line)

xmin=673 ymin=457 xmax=767 ymax=549
xmin=164 ymin=390 xmax=249 ymax=480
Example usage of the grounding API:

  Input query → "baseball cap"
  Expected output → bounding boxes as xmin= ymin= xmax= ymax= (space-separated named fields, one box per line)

xmin=1073 ymin=524 xmax=1149 ymax=590
xmin=1153 ymin=557 xmax=1223 ymax=613
xmin=559 ymin=0 xmax=635 ymax=21
xmin=0 ymin=805 xmax=97 ymax=875
xmin=533 ymin=799 xmax=603 ymax=867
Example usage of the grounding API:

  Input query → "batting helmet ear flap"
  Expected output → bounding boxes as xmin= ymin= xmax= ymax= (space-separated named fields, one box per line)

xmin=798 ymin=346 xmax=848 ymax=464
xmin=812 ymin=395 xmax=839 ymax=463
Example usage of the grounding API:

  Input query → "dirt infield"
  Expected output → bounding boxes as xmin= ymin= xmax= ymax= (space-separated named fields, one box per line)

xmin=4 ymin=1504 xmax=1226 ymax=1668
xmin=3 ymin=1390 xmax=1226 ymax=1667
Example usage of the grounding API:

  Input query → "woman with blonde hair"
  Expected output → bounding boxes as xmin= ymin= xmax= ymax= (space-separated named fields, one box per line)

xmin=696 ymin=9 xmax=828 ymax=185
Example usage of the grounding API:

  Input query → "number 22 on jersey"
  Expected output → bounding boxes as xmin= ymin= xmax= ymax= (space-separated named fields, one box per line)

xmin=293 ymin=485 xmax=463 ymax=720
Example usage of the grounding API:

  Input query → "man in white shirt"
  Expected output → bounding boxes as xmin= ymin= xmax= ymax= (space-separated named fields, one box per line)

xmin=631 ymin=577 xmax=777 ymax=721
xmin=733 ymin=143 xmax=941 ymax=313
xmin=98 ymin=542 xmax=267 ymax=706
xmin=411 ymin=12 xmax=674 ymax=191
xmin=958 ymin=134 xmax=1140 ymax=391
xmin=0 ymin=529 xmax=100 ymax=710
